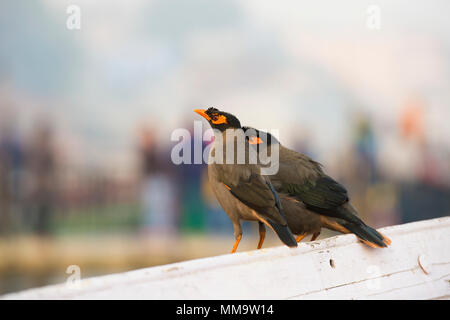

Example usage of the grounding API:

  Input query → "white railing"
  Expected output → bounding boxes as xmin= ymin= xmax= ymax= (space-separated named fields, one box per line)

xmin=2 ymin=217 xmax=449 ymax=300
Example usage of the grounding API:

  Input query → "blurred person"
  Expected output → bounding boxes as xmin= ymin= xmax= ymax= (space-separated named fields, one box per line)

xmin=26 ymin=120 xmax=58 ymax=236
xmin=176 ymin=125 xmax=208 ymax=233
xmin=397 ymin=98 xmax=450 ymax=222
xmin=400 ymin=99 xmax=425 ymax=144
xmin=335 ymin=113 xmax=380 ymax=224
xmin=384 ymin=97 xmax=427 ymax=183
xmin=138 ymin=125 xmax=178 ymax=235
xmin=0 ymin=119 xmax=25 ymax=234
xmin=400 ymin=99 xmax=443 ymax=186
xmin=353 ymin=113 xmax=378 ymax=185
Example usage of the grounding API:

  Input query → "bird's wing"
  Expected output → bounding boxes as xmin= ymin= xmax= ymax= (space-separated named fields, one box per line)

xmin=270 ymin=147 xmax=347 ymax=209
xmin=279 ymin=175 xmax=349 ymax=210
xmin=217 ymin=164 xmax=287 ymax=226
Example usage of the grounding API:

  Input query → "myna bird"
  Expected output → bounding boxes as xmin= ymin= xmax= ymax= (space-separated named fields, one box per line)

xmin=242 ymin=126 xmax=391 ymax=249
xmin=194 ymin=108 xmax=297 ymax=252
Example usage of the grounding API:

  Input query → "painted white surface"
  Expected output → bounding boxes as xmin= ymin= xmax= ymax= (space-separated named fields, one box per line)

xmin=2 ymin=217 xmax=449 ymax=300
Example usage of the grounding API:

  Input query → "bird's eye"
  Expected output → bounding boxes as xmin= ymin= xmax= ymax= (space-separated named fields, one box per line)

xmin=211 ymin=114 xmax=227 ymax=124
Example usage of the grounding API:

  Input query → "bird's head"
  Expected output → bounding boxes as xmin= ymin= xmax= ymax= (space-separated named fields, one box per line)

xmin=194 ymin=108 xmax=241 ymax=132
xmin=242 ymin=126 xmax=280 ymax=146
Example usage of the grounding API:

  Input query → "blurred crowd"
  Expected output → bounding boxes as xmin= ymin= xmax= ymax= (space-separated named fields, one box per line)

xmin=0 ymin=118 xmax=57 ymax=235
xmin=0 ymin=114 xmax=138 ymax=236
xmin=134 ymin=99 xmax=450 ymax=234
xmin=1 ymin=0 xmax=449 ymax=240
xmin=2 ymin=103 xmax=448 ymax=239
xmin=337 ymin=103 xmax=449 ymax=226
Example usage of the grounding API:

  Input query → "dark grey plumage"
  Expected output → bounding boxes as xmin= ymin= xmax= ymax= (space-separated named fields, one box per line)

xmin=195 ymin=109 xmax=297 ymax=252
xmin=242 ymin=126 xmax=391 ymax=248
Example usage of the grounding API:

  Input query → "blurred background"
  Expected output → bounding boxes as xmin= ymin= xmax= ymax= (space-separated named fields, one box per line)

xmin=0 ymin=0 xmax=449 ymax=295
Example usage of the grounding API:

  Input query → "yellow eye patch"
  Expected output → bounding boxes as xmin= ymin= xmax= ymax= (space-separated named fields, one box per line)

xmin=211 ymin=114 xmax=228 ymax=125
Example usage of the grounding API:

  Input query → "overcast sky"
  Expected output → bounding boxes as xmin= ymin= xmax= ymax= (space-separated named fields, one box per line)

xmin=1 ymin=0 xmax=449 ymax=171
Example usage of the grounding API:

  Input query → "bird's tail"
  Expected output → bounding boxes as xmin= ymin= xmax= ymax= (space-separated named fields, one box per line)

xmin=322 ymin=204 xmax=391 ymax=248
xmin=267 ymin=220 xmax=298 ymax=248
xmin=341 ymin=221 xmax=391 ymax=248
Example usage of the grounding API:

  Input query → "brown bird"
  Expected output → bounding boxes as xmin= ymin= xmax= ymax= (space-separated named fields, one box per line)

xmin=194 ymin=108 xmax=297 ymax=253
xmin=242 ymin=126 xmax=391 ymax=249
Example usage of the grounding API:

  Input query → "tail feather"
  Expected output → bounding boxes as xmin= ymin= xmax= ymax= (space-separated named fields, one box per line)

xmin=330 ymin=203 xmax=391 ymax=248
xmin=343 ymin=222 xmax=391 ymax=248
xmin=267 ymin=221 xmax=298 ymax=248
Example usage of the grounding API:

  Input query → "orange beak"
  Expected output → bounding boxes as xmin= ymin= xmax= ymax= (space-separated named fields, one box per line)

xmin=194 ymin=109 xmax=211 ymax=121
xmin=248 ymin=136 xmax=263 ymax=145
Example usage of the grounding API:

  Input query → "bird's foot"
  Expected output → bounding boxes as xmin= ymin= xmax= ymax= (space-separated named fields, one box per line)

xmin=296 ymin=234 xmax=306 ymax=243
xmin=231 ymin=234 xmax=242 ymax=253
xmin=310 ymin=232 xmax=320 ymax=241
xmin=257 ymin=231 xmax=266 ymax=249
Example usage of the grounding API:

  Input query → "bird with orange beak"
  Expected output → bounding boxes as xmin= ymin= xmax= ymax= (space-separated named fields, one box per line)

xmin=194 ymin=107 xmax=297 ymax=253
xmin=241 ymin=126 xmax=392 ymax=249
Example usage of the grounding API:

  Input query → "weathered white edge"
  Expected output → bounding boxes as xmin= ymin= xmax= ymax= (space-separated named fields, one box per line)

xmin=2 ymin=217 xmax=449 ymax=300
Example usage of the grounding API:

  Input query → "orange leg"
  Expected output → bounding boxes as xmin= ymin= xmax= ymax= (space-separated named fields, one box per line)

xmin=257 ymin=232 xmax=265 ymax=249
xmin=310 ymin=232 xmax=320 ymax=241
xmin=231 ymin=234 xmax=242 ymax=253
xmin=257 ymin=222 xmax=266 ymax=249
xmin=296 ymin=233 xmax=307 ymax=243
